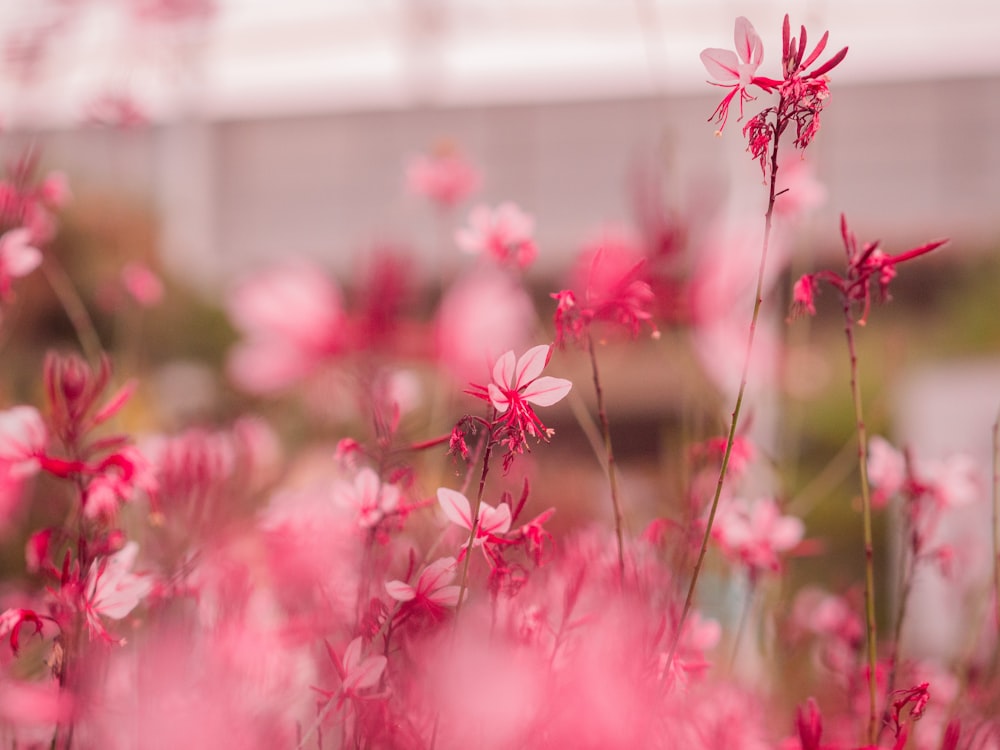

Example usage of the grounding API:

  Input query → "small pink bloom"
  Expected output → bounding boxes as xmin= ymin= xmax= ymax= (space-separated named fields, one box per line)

xmin=486 ymin=345 xmax=572 ymax=415
xmin=712 ymin=497 xmax=804 ymax=574
xmin=406 ymin=146 xmax=481 ymax=209
xmin=455 ymin=202 xmax=538 ymax=269
xmin=121 ymin=262 xmax=164 ymax=306
xmin=437 ymin=487 xmax=512 ymax=548
xmin=867 ymin=436 xmax=906 ymax=508
xmin=335 ymin=636 xmax=386 ymax=703
xmin=84 ymin=542 xmax=153 ymax=643
xmin=0 ymin=228 xmax=42 ymax=301
xmin=0 ymin=406 xmax=47 ymax=478
xmin=226 ymin=262 xmax=345 ymax=393
xmin=386 ymin=556 xmax=462 ymax=610
xmin=334 ymin=468 xmax=400 ymax=529
xmin=0 ymin=607 xmax=44 ymax=654
xmin=700 ymin=17 xmax=766 ymax=132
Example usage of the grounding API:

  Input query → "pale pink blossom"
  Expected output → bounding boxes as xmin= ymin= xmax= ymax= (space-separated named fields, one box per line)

xmin=121 ymin=261 xmax=164 ymax=306
xmin=226 ymin=262 xmax=344 ymax=393
xmin=455 ymin=202 xmax=537 ymax=269
xmin=84 ymin=542 xmax=153 ymax=642
xmin=484 ymin=345 xmax=573 ymax=416
xmin=712 ymin=497 xmax=804 ymax=574
xmin=438 ymin=487 xmax=512 ymax=546
xmin=700 ymin=16 xmax=766 ymax=132
xmin=333 ymin=467 xmax=400 ymax=528
xmin=0 ymin=228 xmax=42 ymax=301
xmin=386 ymin=556 xmax=462 ymax=610
xmin=868 ymin=436 xmax=906 ymax=507
xmin=337 ymin=637 xmax=387 ymax=700
xmin=406 ymin=147 xmax=481 ymax=209
xmin=435 ymin=271 xmax=534 ymax=384
xmin=0 ymin=406 xmax=47 ymax=478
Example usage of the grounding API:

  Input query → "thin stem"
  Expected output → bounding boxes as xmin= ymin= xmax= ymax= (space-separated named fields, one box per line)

xmin=992 ymin=408 xmax=1000 ymax=635
xmin=41 ymin=255 xmax=102 ymax=363
xmin=586 ymin=332 xmax=625 ymax=580
xmin=662 ymin=99 xmax=785 ymax=680
xmin=843 ymin=309 xmax=879 ymax=746
xmin=453 ymin=431 xmax=494 ymax=620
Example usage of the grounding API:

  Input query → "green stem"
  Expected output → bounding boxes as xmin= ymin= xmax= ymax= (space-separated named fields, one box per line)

xmin=586 ymin=332 xmax=625 ymax=580
xmin=662 ymin=100 xmax=784 ymax=681
xmin=843 ymin=309 xmax=879 ymax=746
xmin=41 ymin=255 xmax=102 ymax=363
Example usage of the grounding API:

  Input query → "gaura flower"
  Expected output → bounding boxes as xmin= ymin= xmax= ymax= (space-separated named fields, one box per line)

xmin=455 ymin=203 xmax=538 ymax=270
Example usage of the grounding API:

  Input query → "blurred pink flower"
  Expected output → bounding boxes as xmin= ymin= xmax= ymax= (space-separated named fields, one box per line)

xmin=435 ymin=271 xmax=534 ymax=384
xmin=867 ymin=436 xmax=906 ymax=507
xmin=226 ymin=262 xmax=345 ymax=393
xmin=406 ymin=147 xmax=481 ymax=209
xmin=333 ymin=468 xmax=400 ymax=529
xmin=0 ymin=228 xmax=42 ymax=302
xmin=455 ymin=203 xmax=537 ymax=270
xmin=83 ymin=542 xmax=153 ymax=643
xmin=0 ymin=406 xmax=47 ymax=478
xmin=712 ymin=497 xmax=804 ymax=574
xmin=385 ymin=556 xmax=462 ymax=614
xmin=333 ymin=637 xmax=386 ymax=706
xmin=121 ymin=262 xmax=164 ymax=306
xmin=438 ymin=487 xmax=512 ymax=553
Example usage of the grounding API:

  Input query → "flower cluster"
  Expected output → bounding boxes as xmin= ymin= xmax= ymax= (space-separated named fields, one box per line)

xmin=791 ymin=214 xmax=947 ymax=324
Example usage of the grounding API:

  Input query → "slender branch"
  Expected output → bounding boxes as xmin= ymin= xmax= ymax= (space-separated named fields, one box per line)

xmin=41 ymin=255 xmax=102 ymax=363
xmin=453 ymin=428 xmax=494 ymax=620
xmin=662 ymin=98 xmax=785 ymax=679
xmin=992 ymin=408 xmax=1000 ymax=635
xmin=586 ymin=332 xmax=625 ymax=579
xmin=843 ymin=309 xmax=879 ymax=746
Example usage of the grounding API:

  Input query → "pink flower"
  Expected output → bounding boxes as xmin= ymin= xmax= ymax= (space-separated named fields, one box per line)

xmin=486 ymin=345 xmax=572 ymax=415
xmin=121 ymin=262 xmax=164 ymax=306
xmin=226 ymin=262 xmax=345 ymax=393
xmin=867 ymin=436 xmax=906 ymax=507
xmin=332 ymin=637 xmax=386 ymax=705
xmin=455 ymin=203 xmax=538 ymax=270
xmin=385 ymin=556 xmax=462 ymax=614
xmin=406 ymin=146 xmax=481 ymax=209
xmin=334 ymin=468 xmax=400 ymax=529
xmin=467 ymin=345 xmax=573 ymax=458
xmin=0 ymin=228 xmax=42 ymax=301
xmin=712 ymin=497 xmax=804 ymax=574
xmin=700 ymin=17 xmax=769 ymax=133
xmin=0 ymin=406 xmax=47 ymax=478
xmin=437 ymin=487 xmax=512 ymax=554
xmin=83 ymin=542 xmax=153 ymax=643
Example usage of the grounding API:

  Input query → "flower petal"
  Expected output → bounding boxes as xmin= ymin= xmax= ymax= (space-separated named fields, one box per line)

xmin=520 ymin=376 xmax=572 ymax=407
xmin=385 ymin=580 xmax=416 ymax=602
xmin=479 ymin=502 xmax=512 ymax=536
xmin=734 ymin=16 xmax=763 ymax=66
xmin=513 ymin=345 xmax=551 ymax=390
xmin=700 ymin=48 xmax=740 ymax=83
xmin=487 ymin=383 xmax=510 ymax=413
xmin=418 ymin=557 xmax=457 ymax=593
xmin=492 ymin=350 xmax=516 ymax=389
xmin=437 ymin=487 xmax=473 ymax=530
xmin=344 ymin=654 xmax=387 ymax=693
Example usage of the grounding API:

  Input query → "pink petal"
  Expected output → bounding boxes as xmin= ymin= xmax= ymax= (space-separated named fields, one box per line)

xmin=418 ymin=556 xmax=457 ymax=593
xmin=437 ymin=487 xmax=473 ymax=530
xmin=0 ymin=229 xmax=42 ymax=277
xmin=513 ymin=344 xmax=551 ymax=390
xmin=487 ymin=383 xmax=511 ymax=414
xmin=700 ymin=48 xmax=740 ymax=83
xmin=343 ymin=636 xmax=363 ymax=671
xmin=492 ymin=350 xmax=516 ymax=389
xmin=734 ymin=16 xmax=763 ymax=65
xmin=479 ymin=502 xmax=512 ymax=536
xmin=344 ymin=654 xmax=387 ymax=692
xmin=428 ymin=585 xmax=462 ymax=607
xmin=385 ymin=580 xmax=416 ymax=602
xmin=521 ymin=376 xmax=572 ymax=407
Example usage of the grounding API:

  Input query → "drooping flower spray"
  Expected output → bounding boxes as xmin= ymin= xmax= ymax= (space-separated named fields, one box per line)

xmin=665 ymin=15 xmax=847 ymax=674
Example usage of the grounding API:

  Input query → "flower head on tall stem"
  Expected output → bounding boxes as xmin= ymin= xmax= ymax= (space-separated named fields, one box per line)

xmin=467 ymin=345 xmax=572 ymax=460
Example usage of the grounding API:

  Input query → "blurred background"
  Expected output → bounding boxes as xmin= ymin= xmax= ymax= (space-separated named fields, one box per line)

xmin=0 ymin=0 xmax=999 ymax=647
